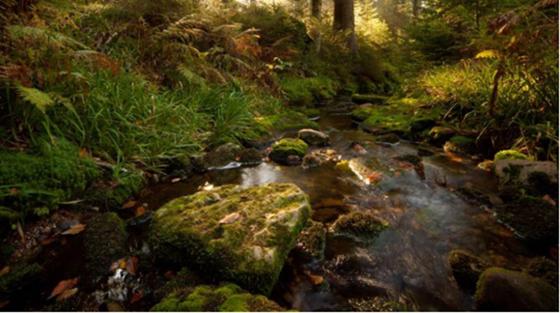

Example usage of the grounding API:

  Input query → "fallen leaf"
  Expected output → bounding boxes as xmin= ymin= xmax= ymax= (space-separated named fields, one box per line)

xmin=126 ymin=256 xmax=139 ymax=275
xmin=56 ymin=288 xmax=78 ymax=301
xmin=61 ymin=223 xmax=86 ymax=235
xmin=122 ymin=200 xmax=137 ymax=209
xmin=106 ymin=301 xmax=124 ymax=311
xmin=79 ymin=148 xmax=89 ymax=158
xmin=110 ymin=258 xmax=126 ymax=272
xmin=543 ymin=194 xmax=556 ymax=206
xmin=367 ymin=171 xmax=383 ymax=184
xmin=135 ymin=206 xmax=146 ymax=217
xmin=304 ymin=271 xmax=324 ymax=285
xmin=49 ymin=278 xmax=79 ymax=299
xmin=0 ymin=266 xmax=9 ymax=277
xmin=130 ymin=291 xmax=143 ymax=304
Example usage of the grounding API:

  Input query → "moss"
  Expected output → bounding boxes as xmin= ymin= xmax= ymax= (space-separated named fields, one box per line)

xmin=280 ymin=76 xmax=337 ymax=106
xmin=0 ymin=138 xmax=100 ymax=218
xmin=256 ymin=111 xmax=319 ymax=133
xmin=296 ymin=107 xmax=321 ymax=118
xmin=351 ymin=94 xmax=389 ymax=104
xmin=332 ymin=212 xmax=388 ymax=242
xmin=494 ymin=149 xmax=530 ymax=161
xmin=88 ymin=167 xmax=145 ymax=209
xmin=351 ymin=106 xmax=375 ymax=122
xmin=269 ymin=138 xmax=309 ymax=165
xmin=448 ymin=249 xmax=488 ymax=292
xmin=428 ymin=126 xmax=455 ymax=145
xmin=152 ymin=283 xmax=282 ymax=312
xmin=294 ymin=221 xmax=326 ymax=261
xmin=149 ymin=183 xmax=311 ymax=295
xmin=444 ymin=136 xmax=476 ymax=154
xmin=475 ymin=267 xmax=558 ymax=311
xmin=0 ymin=263 xmax=43 ymax=299
xmin=84 ymin=212 xmax=127 ymax=279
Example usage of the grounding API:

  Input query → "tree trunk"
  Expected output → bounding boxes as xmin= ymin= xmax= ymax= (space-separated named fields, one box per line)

xmin=311 ymin=0 xmax=321 ymax=18
xmin=412 ymin=0 xmax=419 ymax=21
xmin=333 ymin=0 xmax=357 ymax=52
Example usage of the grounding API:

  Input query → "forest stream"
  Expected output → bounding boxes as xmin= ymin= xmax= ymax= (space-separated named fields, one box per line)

xmin=9 ymin=107 xmax=550 ymax=311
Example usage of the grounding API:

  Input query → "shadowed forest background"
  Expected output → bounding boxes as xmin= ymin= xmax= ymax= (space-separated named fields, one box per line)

xmin=0 ymin=0 xmax=558 ymax=311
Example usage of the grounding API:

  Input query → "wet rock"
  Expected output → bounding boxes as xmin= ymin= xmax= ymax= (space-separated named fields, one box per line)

xmin=237 ymin=148 xmax=262 ymax=165
xmin=326 ymin=271 xmax=390 ymax=298
xmin=351 ymin=94 xmax=388 ymax=105
xmin=417 ymin=147 xmax=434 ymax=157
xmin=526 ymin=257 xmax=558 ymax=287
xmin=410 ymin=118 xmax=436 ymax=133
xmin=294 ymin=221 xmax=326 ymax=262
xmin=332 ymin=212 xmax=388 ymax=243
xmin=84 ymin=212 xmax=128 ymax=280
xmin=475 ymin=267 xmax=558 ymax=311
xmin=444 ymin=136 xmax=476 ymax=155
xmin=298 ymin=129 xmax=330 ymax=146
xmin=495 ymin=196 xmax=558 ymax=243
xmin=268 ymin=138 xmax=308 ymax=166
xmin=203 ymin=143 xmax=242 ymax=169
xmin=494 ymin=149 xmax=530 ymax=161
xmin=428 ymin=127 xmax=455 ymax=145
xmin=149 ymin=183 xmax=311 ymax=295
xmin=477 ymin=160 xmax=495 ymax=172
xmin=494 ymin=160 xmax=558 ymax=187
xmin=151 ymin=283 xmax=283 ymax=311
xmin=302 ymin=149 xmax=339 ymax=168
xmin=375 ymin=133 xmax=400 ymax=144
xmin=348 ymin=297 xmax=408 ymax=312
xmin=448 ymin=250 xmax=488 ymax=292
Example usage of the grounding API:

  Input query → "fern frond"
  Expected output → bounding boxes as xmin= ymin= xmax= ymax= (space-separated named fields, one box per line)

xmin=7 ymin=25 xmax=88 ymax=49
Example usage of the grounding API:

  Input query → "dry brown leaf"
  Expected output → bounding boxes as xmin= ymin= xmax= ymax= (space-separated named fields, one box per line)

xmin=130 ymin=291 xmax=143 ymax=304
xmin=61 ymin=224 xmax=86 ymax=235
xmin=49 ymin=278 xmax=79 ymax=299
xmin=126 ymin=256 xmax=139 ymax=275
xmin=0 ymin=266 xmax=9 ymax=277
xmin=106 ymin=302 xmax=124 ymax=311
xmin=122 ymin=200 xmax=137 ymax=209
xmin=367 ymin=171 xmax=383 ymax=184
xmin=135 ymin=206 xmax=146 ymax=217
xmin=56 ymin=288 xmax=78 ymax=301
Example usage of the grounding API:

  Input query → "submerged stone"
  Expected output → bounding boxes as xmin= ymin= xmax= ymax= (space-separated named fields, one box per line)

xmin=448 ymin=250 xmax=488 ymax=292
xmin=475 ymin=267 xmax=558 ymax=311
xmin=428 ymin=127 xmax=455 ymax=145
xmin=151 ymin=283 xmax=283 ymax=311
xmin=268 ymin=138 xmax=309 ymax=165
xmin=332 ymin=211 xmax=388 ymax=242
xmin=149 ymin=183 xmax=311 ymax=295
xmin=298 ymin=128 xmax=330 ymax=146
xmin=526 ymin=257 xmax=558 ymax=287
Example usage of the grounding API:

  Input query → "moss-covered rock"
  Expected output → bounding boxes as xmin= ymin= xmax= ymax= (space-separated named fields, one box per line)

xmin=0 ymin=263 xmax=43 ymax=300
xmin=84 ymin=212 xmax=128 ymax=279
xmin=298 ymin=128 xmax=330 ymax=146
xmin=526 ymin=257 xmax=558 ymax=287
xmin=269 ymin=138 xmax=309 ymax=165
xmin=428 ymin=126 xmax=456 ymax=145
xmin=494 ymin=149 xmax=530 ymax=161
xmin=255 ymin=111 xmax=319 ymax=134
xmin=375 ymin=133 xmax=400 ymax=144
xmin=475 ymin=267 xmax=558 ymax=311
xmin=149 ymin=183 xmax=311 ymax=295
xmin=444 ymin=136 xmax=476 ymax=155
xmin=495 ymin=196 xmax=557 ymax=243
xmin=351 ymin=105 xmax=375 ymax=122
xmin=203 ymin=143 xmax=243 ymax=169
xmin=448 ymin=250 xmax=488 ymax=292
xmin=494 ymin=160 xmax=558 ymax=188
xmin=332 ymin=211 xmax=388 ymax=242
xmin=294 ymin=221 xmax=326 ymax=262
xmin=88 ymin=167 xmax=145 ymax=209
xmin=151 ymin=283 xmax=283 ymax=311
xmin=410 ymin=118 xmax=437 ymax=133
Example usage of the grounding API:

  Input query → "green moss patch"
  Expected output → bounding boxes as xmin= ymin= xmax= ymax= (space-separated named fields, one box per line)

xmin=280 ymin=76 xmax=337 ymax=106
xmin=151 ymin=283 xmax=283 ymax=311
xmin=269 ymin=138 xmax=309 ymax=165
xmin=84 ymin=212 xmax=127 ymax=279
xmin=351 ymin=94 xmax=389 ymax=104
xmin=332 ymin=211 xmax=388 ymax=242
xmin=149 ymin=183 xmax=311 ymax=295
xmin=494 ymin=150 xmax=530 ymax=161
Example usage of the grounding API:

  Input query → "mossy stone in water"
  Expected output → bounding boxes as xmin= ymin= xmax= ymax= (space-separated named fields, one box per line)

xmin=84 ymin=212 xmax=127 ymax=279
xmin=448 ymin=250 xmax=488 ymax=292
xmin=269 ymin=138 xmax=308 ymax=165
xmin=494 ymin=149 xmax=529 ymax=161
xmin=294 ymin=221 xmax=326 ymax=261
xmin=151 ymin=283 xmax=283 ymax=311
xmin=444 ymin=136 xmax=476 ymax=155
xmin=351 ymin=105 xmax=375 ymax=122
xmin=149 ymin=183 xmax=311 ymax=295
xmin=475 ymin=267 xmax=558 ymax=311
xmin=332 ymin=211 xmax=388 ymax=242
xmin=428 ymin=126 xmax=455 ymax=145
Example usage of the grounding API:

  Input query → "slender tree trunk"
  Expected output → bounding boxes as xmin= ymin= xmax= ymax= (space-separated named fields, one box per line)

xmin=489 ymin=62 xmax=504 ymax=117
xmin=333 ymin=0 xmax=357 ymax=52
xmin=311 ymin=0 xmax=321 ymax=18
xmin=412 ymin=0 xmax=419 ymax=22
xmin=311 ymin=0 xmax=322 ymax=52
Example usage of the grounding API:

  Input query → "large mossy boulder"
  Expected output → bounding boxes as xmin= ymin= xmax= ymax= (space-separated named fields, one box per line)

xmin=475 ymin=267 xmax=558 ymax=311
xmin=151 ymin=283 xmax=283 ymax=311
xmin=268 ymin=138 xmax=308 ymax=165
xmin=149 ymin=183 xmax=311 ymax=295
xmin=448 ymin=250 xmax=488 ymax=292
xmin=84 ymin=212 xmax=128 ymax=279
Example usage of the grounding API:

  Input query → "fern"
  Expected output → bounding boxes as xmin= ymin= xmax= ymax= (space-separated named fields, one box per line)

xmin=17 ymin=86 xmax=55 ymax=113
xmin=7 ymin=25 xmax=88 ymax=50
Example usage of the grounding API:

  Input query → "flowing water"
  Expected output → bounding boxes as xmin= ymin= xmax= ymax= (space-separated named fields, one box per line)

xmin=138 ymin=111 xmax=539 ymax=311
xmin=8 ymin=109 xmax=545 ymax=311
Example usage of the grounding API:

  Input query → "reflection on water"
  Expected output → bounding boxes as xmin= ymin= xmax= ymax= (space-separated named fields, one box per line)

xmin=143 ymin=112 xmax=538 ymax=311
